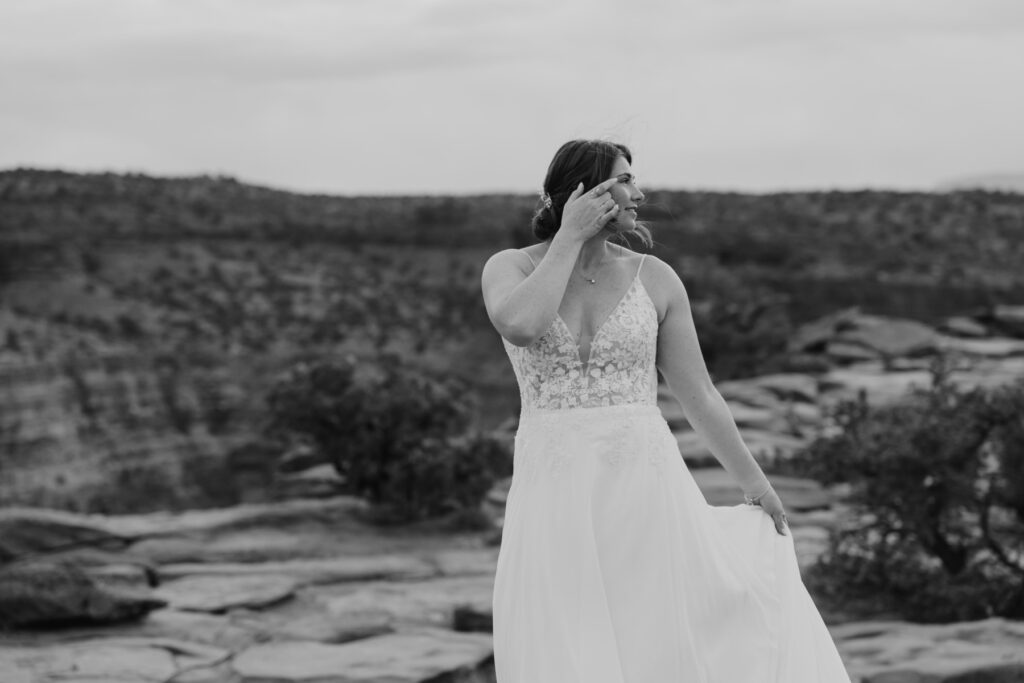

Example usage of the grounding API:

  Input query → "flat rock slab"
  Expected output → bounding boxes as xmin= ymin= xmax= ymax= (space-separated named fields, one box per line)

xmin=276 ymin=463 xmax=346 ymax=489
xmin=159 ymin=555 xmax=438 ymax=586
xmin=789 ymin=306 xmax=861 ymax=353
xmin=820 ymin=367 xmax=932 ymax=405
xmin=428 ymin=549 xmax=501 ymax=577
xmin=84 ymin=561 xmax=156 ymax=592
xmin=155 ymin=574 xmax=297 ymax=612
xmin=833 ymin=617 xmax=1024 ymax=682
xmin=165 ymin=527 xmax=348 ymax=564
xmin=951 ymin=356 xmax=1024 ymax=391
xmin=819 ymin=358 xmax=1024 ymax=408
xmin=0 ymin=606 xmax=392 ymax=652
xmin=940 ymin=316 xmax=989 ymax=338
xmin=836 ymin=316 xmax=940 ymax=358
xmin=937 ymin=334 xmax=1024 ymax=357
xmin=132 ymin=527 xmax=377 ymax=565
xmin=826 ymin=340 xmax=883 ymax=363
xmin=0 ymin=638 xmax=227 ymax=683
xmin=749 ymin=373 xmax=820 ymax=403
xmin=102 ymin=496 xmax=371 ymax=539
xmin=0 ymin=507 xmax=129 ymax=561
xmin=229 ymin=607 xmax=394 ymax=644
xmin=232 ymin=630 xmax=494 ymax=682
xmin=315 ymin=575 xmax=495 ymax=630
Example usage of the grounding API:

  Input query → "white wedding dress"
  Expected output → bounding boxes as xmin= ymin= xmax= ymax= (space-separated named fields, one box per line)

xmin=491 ymin=253 xmax=851 ymax=682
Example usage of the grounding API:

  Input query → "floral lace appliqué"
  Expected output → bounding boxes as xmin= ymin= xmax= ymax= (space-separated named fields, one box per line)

xmin=502 ymin=276 xmax=659 ymax=413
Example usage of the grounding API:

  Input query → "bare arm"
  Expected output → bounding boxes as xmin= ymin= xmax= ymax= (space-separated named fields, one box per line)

xmin=480 ymin=238 xmax=582 ymax=346
xmin=480 ymin=178 xmax=623 ymax=346
xmin=650 ymin=258 xmax=788 ymax=533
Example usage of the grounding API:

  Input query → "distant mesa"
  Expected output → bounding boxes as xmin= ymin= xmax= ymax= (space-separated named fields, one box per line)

xmin=938 ymin=172 xmax=1024 ymax=193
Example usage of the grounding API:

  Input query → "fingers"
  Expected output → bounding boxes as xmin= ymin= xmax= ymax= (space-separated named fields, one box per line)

xmin=598 ymin=204 xmax=621 ymax=226
xmin=591 ymin=177 xmax=620 ymax=196
xmin=567 ymin=177 xmax=619 ymax=207
xmin=756 ymin=491 xmax=789 ymax=535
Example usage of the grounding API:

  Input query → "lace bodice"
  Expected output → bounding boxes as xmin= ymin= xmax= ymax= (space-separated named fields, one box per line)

xmin=502 ymin=253 xmax=659 ymax=412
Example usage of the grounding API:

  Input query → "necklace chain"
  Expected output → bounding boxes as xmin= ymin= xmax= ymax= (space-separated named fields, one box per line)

xmin=577 ymin=249 xmax=611 ymax=285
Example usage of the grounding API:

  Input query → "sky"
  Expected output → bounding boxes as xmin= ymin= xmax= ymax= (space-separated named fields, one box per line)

xmin=2 ymin=0 xmax=1023 ymax=195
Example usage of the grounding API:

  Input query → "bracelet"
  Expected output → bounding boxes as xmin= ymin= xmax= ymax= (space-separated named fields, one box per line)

xmin=743 ymin=482 xmax=772 ymax=506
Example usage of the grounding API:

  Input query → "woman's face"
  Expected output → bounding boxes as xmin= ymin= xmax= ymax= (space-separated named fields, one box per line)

xmin=605 ymin=156 xmax=644 ymax=231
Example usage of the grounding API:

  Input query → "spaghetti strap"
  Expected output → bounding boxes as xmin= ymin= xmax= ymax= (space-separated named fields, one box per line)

xmin=635 ymin=253 xmax=647 ymax=278
xmin=521 ymin=249 xmax=537 ymax=268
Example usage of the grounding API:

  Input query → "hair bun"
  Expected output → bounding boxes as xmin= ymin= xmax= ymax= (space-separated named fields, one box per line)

xmin=532 ymin=206 xmax=556 ymax=241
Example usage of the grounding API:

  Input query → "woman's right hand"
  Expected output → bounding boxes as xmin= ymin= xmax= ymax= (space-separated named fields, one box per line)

xmin=556 ymin=178 xmax=622 ymax=244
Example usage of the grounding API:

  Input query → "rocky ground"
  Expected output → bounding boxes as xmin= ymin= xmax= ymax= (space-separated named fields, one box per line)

xmin=3 ymin=306 xmax=1024 ymax=681
xmin=2 ymin=495 xmax=1023 ymax=682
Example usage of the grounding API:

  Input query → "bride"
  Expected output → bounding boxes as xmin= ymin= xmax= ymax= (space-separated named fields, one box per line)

xmin=480 ymin=139 xmax=851 ymax=681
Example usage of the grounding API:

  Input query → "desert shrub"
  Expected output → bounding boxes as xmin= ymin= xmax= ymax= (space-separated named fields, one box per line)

xmin=682 ymin=260 xmax=793 ymax=379
xmin=793 ymin=358 xmax=1024 ymax=622
xmin=266 ymin=354 xmax=511 ymax=524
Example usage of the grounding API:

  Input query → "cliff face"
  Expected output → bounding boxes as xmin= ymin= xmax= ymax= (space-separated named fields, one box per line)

xmin=0 ymin=352 xmax=248 ymax=512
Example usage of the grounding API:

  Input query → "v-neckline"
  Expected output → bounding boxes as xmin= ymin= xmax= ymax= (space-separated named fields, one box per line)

xmin=555 ymin=274 xmax=639 ymax=367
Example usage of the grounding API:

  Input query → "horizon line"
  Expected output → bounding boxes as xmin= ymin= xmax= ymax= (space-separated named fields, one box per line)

xmin=2 ymin=165 xmax=1022 ymax=199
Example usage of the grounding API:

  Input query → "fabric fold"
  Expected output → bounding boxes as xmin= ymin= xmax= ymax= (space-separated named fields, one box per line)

xmin=492 ymin=404 xmax=851 ymax=683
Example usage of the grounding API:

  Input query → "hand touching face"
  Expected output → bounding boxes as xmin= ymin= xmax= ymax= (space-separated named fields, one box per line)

xmin=558 ymin=176 xmax=625 ymax=243
xmin=606 ymin=156 xmax=644 ymax=231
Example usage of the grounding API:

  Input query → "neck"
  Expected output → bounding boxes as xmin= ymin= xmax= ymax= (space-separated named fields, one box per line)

xmin=578 ymin=233 xmax=614 ymax=271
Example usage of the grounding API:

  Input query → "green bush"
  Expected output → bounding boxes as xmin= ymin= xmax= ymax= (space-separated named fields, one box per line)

xmin=793 ymin=358 xmax=1024 ymax=622
xmin=266 ymin=354 xmax=511 ymax=524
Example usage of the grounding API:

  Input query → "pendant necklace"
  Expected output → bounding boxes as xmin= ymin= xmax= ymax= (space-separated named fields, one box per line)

xmin=577 ymin=249 xmax=610 ymax=285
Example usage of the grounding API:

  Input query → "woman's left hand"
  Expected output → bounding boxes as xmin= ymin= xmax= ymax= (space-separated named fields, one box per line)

xmin=756 ymin=488 xmax=789 ymax=535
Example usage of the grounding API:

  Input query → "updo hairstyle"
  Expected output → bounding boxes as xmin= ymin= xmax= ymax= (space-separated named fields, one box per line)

xmin=532 ymin=139 xmax=652 ymax=248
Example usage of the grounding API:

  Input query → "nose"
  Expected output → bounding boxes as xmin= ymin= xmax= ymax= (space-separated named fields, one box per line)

xmin=633 ymin=187 xmax=644 ymax=203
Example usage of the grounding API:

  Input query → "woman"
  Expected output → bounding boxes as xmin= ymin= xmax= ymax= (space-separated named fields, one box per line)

xmin=480 ymin=139 xmax=851 ymax=682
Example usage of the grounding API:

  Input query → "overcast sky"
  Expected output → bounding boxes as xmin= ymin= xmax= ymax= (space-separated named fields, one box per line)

xmin=2 ymin=0 xmax=1023 ymax=195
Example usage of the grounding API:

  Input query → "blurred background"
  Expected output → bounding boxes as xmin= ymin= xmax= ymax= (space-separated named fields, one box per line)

xmin=2 ymin=1 xmax=1024 ymax=680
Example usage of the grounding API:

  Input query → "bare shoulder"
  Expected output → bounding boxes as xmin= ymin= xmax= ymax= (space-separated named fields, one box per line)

xmin=482 ymin=247 xmax=535 ymax=279
xmin=637 ymin=254 xmax=687 ymax=322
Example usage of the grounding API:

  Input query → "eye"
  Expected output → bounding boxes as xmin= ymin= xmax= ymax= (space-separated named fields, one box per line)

xmin=617 ymin=173 xmax=638 ymax=186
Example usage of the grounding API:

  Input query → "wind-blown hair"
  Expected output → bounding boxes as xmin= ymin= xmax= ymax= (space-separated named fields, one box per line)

xmin=532 ymin=139 xmax=652 ymax=248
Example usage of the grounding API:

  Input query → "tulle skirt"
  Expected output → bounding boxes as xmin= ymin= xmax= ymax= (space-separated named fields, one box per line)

xmin=491 ymin=403 xmax=851 ymax=683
